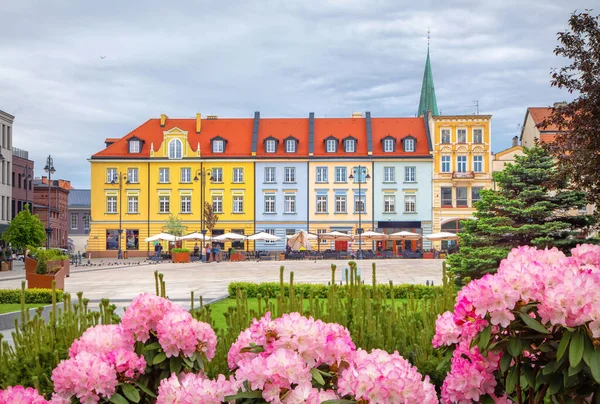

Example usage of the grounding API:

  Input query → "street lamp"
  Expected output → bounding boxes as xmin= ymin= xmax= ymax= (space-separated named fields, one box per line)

xmin=23 ymin=165 xmax=32 ymax=212
xmin=43 ymin=156 xmax=56 ymax=249
xmin=194 ymin=168 xmax=213 ymax=251
xmin=348 ymin=166 xmax=370 ymax=259
xmin=111 ymin=172 xmax=130 ymax=259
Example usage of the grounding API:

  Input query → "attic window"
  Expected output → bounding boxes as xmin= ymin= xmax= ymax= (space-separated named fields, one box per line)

xmin=212 ymin=139 xmax=225 ymax=153
xmin=266 ymin=139 xmax=277 ymax=153
xmin=326 ymin=139 xmax=337 ymax=153
xmin=129 ymin=140 xmax=141 ymax=153
xmin=344 ymin=139 xmax=355 ymax=153
xmin=168 ymin=139 xmax=183 ymax=159
xmin=404 ymin=138 xmax=415 ymax=152
xmin=383 ymin=138 xmax=395 ymax=152
xmin=285 ymin=139 xmax=296 ymax=153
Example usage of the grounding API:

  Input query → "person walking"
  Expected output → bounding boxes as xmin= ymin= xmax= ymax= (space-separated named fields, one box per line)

xmin=154 ymin=242 xmax=160 ymax=258
xmin=205 ymin=243 xmax=212 ymax=263
xmin=193 ymin=243 xmax=200 ymax=258
xmin=214 ymin=244 xmax=221 ymax=263
xmin=201 ymin=244 xmax=207 ymax=263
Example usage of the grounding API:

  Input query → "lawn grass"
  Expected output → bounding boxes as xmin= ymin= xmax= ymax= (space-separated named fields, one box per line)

xmin=0 ymin=304 xmax=44 ymax=314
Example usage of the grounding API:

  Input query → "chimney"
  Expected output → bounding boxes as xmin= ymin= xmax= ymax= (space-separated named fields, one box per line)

xmin=196 ymin=113 xmax=202 ymax=134
xmin=351 ymin=112 xmax=363 ymax=118
xmin=512 ymin=136 xmax=518 ymax=147
xmin=553 ymin=102 xmax=567 ymax=109
xmin=206 ymin=115 xmax=218 ymax=120
xmin=160 ymin=114 xmax=168 ymax=127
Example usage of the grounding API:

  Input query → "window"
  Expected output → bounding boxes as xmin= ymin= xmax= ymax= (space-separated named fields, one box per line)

xmin=457 ymin=129 xmax=467 ymax=143
xmin=473 ymin=156 xmax=483 ymax=173
xmin=168 ymin=139 xmax=183 ymax=159
xmin=264 ymin=167 xmax=276 ymax=183
xmin=70 ymin=214 xmax=78 ymax=230
xmin=284 ymin=167 xmax=296 ymax=183
xmin=17 ymin=174 xmax=21 ymax=189
xmin=457 ymin=156 xmax=467 ymax=172
xmin=472 ymin=187 xmax=483 ymax=205
xmin=212 ymin=168 xmax=223 ymax=183
xmin=107 ymin=196 xmax=117 ymax=213
xmin=107 ymin=168 xmax=117 ymax=183
xmin=316 ymin=167 xmax=328 ymax=183
xmin=233 ymin=196 xmax=244 ymax=213
xmin=345 ymin=139 xmax=355 ymax=152
xmin=473 ymin=129 xmax=483 ymax=143
xmin=129 ymin=140 xmax=140 ymax=153
xmin=404 ymin=195 xmax=416 ymax=213
xmin=264 ymin=229 xmax=276 ymax=243
xmin=159 ymin=168 xmax=170 ymax=183
xmin=335 ymin=167 xmax=347 ymax=183
xmin=83 ymin=215 xmax=90 ymax=230
xmin=326 ymin=139 xmax=337 ymax=153
xmin=128 ymin=196 xmax=138 ymax=213
xmin=404 ymin=138 xmax=415 ymax=152
xmin=181 ymin=168 xmax=191 ymax=183
xmin=286 ymin=139 xmax=296 ymax=153
xmin=159 ymin=196 xmax=170 ymax=213
xmin=284 ymin=195 xmax=296 ymax=213
xmin=213 ymin=139 xmax=224 ymax=153
xmin=128 ymin=168 xmax=138 ymax=183
xmin=383 ymin=138 xmax=395 ymax=152
xmin=126 ymin=230 xmax=139 ymax=250
xmin=441 ymin=187 xmax=453 ymax=207
xmin=441 ymin=129 xmax=451 ymax=144
xmin=404 ymin=166 xmax=416 ymax=182
xmin=233 ymin=168 xmax=244 ymax=183
xmin=317 ymin=195 xmax=327 ymax=213
xmin=335 ymin=195 xmax=347 ymax=213
xmin=106 ymin=230 xmax=118 ymax=250
xmin=384 ymin=167 xmax=395 ymax=182
xmin=181 ymin=196 xmax=191 ymax=213
xmin=352 ymin=166 xmax=367 ymax=183
xmin=266 ymin=139 xmax=276 ymax=153
xmin=264 ymin=195 xmax=275 ymax=213
xmin=384 ymin=195 xmax=395 ymax=213
xmin=212 ymin=196 xmax=223 ymax=213
xmin=441 ymin=156 xmax=451 ymax=173
xmin=286 ymin=229 xmax=296 ymax=237
xmin=354 ymin=195 xmax=366 ymax=213
xmin=456 ymin=187 xmax=468 ymax=207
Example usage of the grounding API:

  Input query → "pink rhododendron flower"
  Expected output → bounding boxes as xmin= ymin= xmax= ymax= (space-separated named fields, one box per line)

xmin=156 ymin=310 xmax=217 ymax=359
xmin=0 ymin=385 xmax=49 ymax=403
xmin=432 ymin=311 xmax=461 ymax=348
xmin=121 ymin=293 xmax=185 ymax=342
xmin=68 ymin=324 xmax=134 ymax=358
xmin=105 ymin=348 xmax=146 ymax=379
xmin=157 ymin=372 xmax=239 ymax=404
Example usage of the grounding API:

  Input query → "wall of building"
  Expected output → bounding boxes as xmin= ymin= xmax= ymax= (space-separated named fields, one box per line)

xmin=33 ymin=181 xmax=70 ymax=248
xmin=0 ymin=111 xmax=14 ymax=228
xmin=11 ymin=152 xmax=34 ymax=218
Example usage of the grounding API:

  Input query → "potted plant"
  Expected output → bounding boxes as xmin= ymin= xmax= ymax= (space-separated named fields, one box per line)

xmin=229 ymin=248 xmax=246 ymax=262
xmin=422 ymin=250 xmax=434 ymax=259
xmin=26 ymin=248 xmax=66 ymax=290
xmin=171 ymin=248 xmax=191 ymax=263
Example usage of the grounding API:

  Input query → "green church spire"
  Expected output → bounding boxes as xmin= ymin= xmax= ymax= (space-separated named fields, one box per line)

xmin=417 ymin=44 xmax=439 ymax=117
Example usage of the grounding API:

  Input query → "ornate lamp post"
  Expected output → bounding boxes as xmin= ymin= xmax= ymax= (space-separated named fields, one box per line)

xmin=111 ymin=172 xmax=129 ymax=259
xmin=194 ymin=168 xmax=213 ymax=250
xmin=43 ymin=156 xmax=56 ymax=249
xmin=348 ymin=166 xmax=370 ymax=259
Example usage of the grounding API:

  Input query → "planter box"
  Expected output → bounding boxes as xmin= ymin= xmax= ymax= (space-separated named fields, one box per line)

xmin=0 ymin=262 xmax=9 ymax=271
xmin=61 ymin=260 xmax=70 ymax=277
xmin=422 ymin=252 xmax=434 ymax=259
xmin=25 ymin=257 xmax=38 ymax=274
xmin=229 ymin=253 xmax=246 ymax=262
xmin=172 ymin=252 xmax=190 ymax=263
xmin=26 ymin=268 xmax=66 ymax=290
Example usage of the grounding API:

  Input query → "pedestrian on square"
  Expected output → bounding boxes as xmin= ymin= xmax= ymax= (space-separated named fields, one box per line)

xmin=214 ymin=244 xmax=221 ymax=263
xmin=154 ymin=242 xmax=160 ymax=258
xmin=193 ymin=243 xmax=200 ymax=258
xmin=205 ymin=244 xmax=211 ymax=263
xmin=201 ymin=245 xmax=207 ymax=263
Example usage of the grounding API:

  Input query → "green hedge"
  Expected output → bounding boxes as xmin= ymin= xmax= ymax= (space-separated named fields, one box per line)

xmin=227 ymin=282 xmax=443 ymax=299
xmin=171 ymin=248 xmax=190 ymax=253
xmin=0 ymin=288 xmax=65 ymax=304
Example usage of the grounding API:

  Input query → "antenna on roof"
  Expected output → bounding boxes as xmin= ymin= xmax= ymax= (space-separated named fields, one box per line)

xmin=472 ymin=100 xmax=479 ymax=115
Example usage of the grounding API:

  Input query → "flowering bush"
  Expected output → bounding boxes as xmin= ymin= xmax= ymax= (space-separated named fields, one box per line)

xmin=156 ymin=372 xmax=239 ymax=404
xmin=0 ymin=385 xmax=49 ymax=403
xmin=435 ymin=244 xmax=600 ymax=403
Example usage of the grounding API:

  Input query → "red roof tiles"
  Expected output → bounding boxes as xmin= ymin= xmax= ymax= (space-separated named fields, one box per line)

xmin=370 ymin=118 xmax=429 ymax=156
xmin=528 ymin=108 xmax=560 ymax=132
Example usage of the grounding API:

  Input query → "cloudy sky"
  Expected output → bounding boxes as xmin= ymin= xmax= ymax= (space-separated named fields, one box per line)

xmin=1 ymin=0 xmax=595 ymax=188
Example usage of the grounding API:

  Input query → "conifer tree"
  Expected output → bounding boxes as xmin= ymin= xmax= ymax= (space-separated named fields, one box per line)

xmin=447 ymin=146 xmax=597 ymax=284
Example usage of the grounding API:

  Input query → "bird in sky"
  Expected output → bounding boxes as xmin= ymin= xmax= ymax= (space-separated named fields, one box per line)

xmin=100 ymin=56 xmax=106 ymax=59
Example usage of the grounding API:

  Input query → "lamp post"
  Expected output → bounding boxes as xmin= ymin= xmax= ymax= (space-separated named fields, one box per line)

xmin=23 ymin=165 xmax=32 ymax=212
xmin=111 ymin=172 xmax=129 ymax=259
xmin=348 ymin=166 xmax=370 ymax=259
xmin=194 ymin=168 xmax=213 ymax=252
xmin=43 ymin=156 xmax=56 ymax=249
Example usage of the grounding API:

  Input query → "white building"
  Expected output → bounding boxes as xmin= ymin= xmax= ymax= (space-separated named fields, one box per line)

xmin=0 ymin=110 xmax=14 ymax=233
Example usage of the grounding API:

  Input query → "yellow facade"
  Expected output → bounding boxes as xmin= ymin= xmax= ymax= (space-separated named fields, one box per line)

xmin=88 ymin=128 xmax=255 ymax=257
xmin=430 ymin=115 xmax=493 ymax=246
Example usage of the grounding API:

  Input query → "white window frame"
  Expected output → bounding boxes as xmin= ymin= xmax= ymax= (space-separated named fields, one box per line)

xmin=129 ymin=140 xmax=140 ymax=153
xmin=107 ymin=168 xmax=117 ymax=183
xmin=317 ymin=195 xmax=327 ymax=213
xmin=264 ymin=167 xmax=276 ymax=183
xmin=384 ymin=195 xmax=395 ymax=213
xmin=316 ymin=167 xmax=328 ymax=183
xmin=159 ymin=168 xmax=170 ymax=183
xmin=128 ymin=196 xmax=138 ymax=214
xmin=212 ymin=196 xmax=223 ymax=213
xmin=284 ymin=195 xmax=296 ymax=214
xmin=264 ymin=228 xmax=276 ymax=243
xmin=441 ymin=156 xmax=451 ymax=173
xmin=354 ymin=194 xmax=366 ymax=213
xmin=404 ymin=166 xmax=416 ymax=182
xmin=326 ymin=139 xmax=337 ymax=153
xmin=473 ymin=155 xmax=483 ymax=173
xmin=212 ymin=168 xmax=223 ymax=183
xmin=107 ymin=196 xmax=117 ymax=213
xmin=457 ymin=156 xmax=467 ymax=173
xmin=266 ymin=139 xmax=276 ymax=153
xmin=181 ymin=167 xmax=191 ymax=183
xmin=473 ymin=129 xmax=483 ymax=144
xmin=127 ymin=168 xmax=138 ymax=184
xmin=345 ymin=139 xmax=355 ymax=152
xmin=168 ymin=139 xmax=183 ymax=159
xmin=181 ymin=196 xmax=191 ymax=213
xmin=212 ymin=139 xmax=224 ymax=153
xmin=441 ymin=129 xmax=451 ymax=144
xmin=335 ymin=167 xmax=347 ymax=183
xmin=70 ymin=214 xmax=78 ymax=230
xmin=233 ymin=196 xmax=244 ymax=213
xmin=404 ymin=195 xmax=416 ymax=213
xmin=404 ymin=138 xmax=415 ymax=152
xmin=284 ymin=167 xmax=296 ymax=183
xmin=83 ymin=215 xmax=90 ymax=230
xmin=383 ymin=138 xmax=394 ymax=152
xmin=457 ymin=129 xmax=467 ymax=143
xmin=159 ymin=196 xmax=170 ymax=213
xmin=384 ymin=167 xmax=395 ymax=183
xmin=335 ymin=195 xmax=347 ymax=213
xmin=233 ymin=168 xmax=244 ymax=183
xmin=286 ymin=139 xmax=296 ymax=153
xmin=264 ymin=195 xmax=276 ymax=213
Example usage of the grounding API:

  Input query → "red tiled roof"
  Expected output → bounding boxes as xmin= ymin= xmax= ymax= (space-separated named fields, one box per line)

xmin=528 ymin=108 xmax=560 ymax=132
xmin=313 ymin=118 xmax=368 ymax=156
xmin=370 ymin=118 xmax=429 ymax=156
xmin=256 ymin=119 xmax=309 ymax=157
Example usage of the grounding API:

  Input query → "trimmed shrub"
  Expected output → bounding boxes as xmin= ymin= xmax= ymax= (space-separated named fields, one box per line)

xmin=0 ymin=288 xmax=65 ymax=304
xmin=171 ymin=248 xmax=190 ymax=253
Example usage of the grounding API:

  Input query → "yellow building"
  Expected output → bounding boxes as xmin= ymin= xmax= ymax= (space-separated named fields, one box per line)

xmin=88 ymin=115 xmax=256 ymax=257
xmin=430 ymin=115 xmax=494 ymax=247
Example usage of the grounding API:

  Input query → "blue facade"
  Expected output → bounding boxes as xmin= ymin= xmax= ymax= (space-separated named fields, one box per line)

xmin=254 ymin=161 xmax=309 ymax=251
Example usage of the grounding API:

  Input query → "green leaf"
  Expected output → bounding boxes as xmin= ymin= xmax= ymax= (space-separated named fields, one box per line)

xmin=109 ymin=393 xmax=129 ymax=404
xmin=144 ymin=342 xmax=161 ymax=350
xmin=170 ymin=356 xmax=182 ymax=374
xmin=500 ymin=353 xmax=512 ymax=373
xmin=518 ymin=312 xmax=550 ymax=334
xmin=478 ymin=326 xmax=492 ymax=352
xmin=507 ymin=338 xmax=523 ymax=357
xmin=321 ymin=400 xmax=357 ymax=404
xmin=182 ymin=356 xmax=194 ymax=368
xmin=129 ymin=380 xmax=157 ymax=398
xmin=121 ymin=384 xmax=140 ymax=403
xmin=479 ymin=395 xmax=495 ymax=404
xmin=523 ymin=366 xmax=535 ymax=388
xmin=569 ymin=330 xmax=584 ymax=368
xmin=548 ymin=374 xmax=562 ymax=395
xmin=310 ymin=368 xmax=326 ymax=386
xmin=557 ymin=330 xmax=571 ymax=361
xmin=590 ymin=349 xmax=600 ymax=383
xmin=224 ymin=391 xmax=264 ymax=400
xmin=584 ymin=335 xmax=595 ymax=367
xmin=505 ymin=366 xmax=519 ymax=394
xmin=153 ymin=352 xmax=167 ymax=365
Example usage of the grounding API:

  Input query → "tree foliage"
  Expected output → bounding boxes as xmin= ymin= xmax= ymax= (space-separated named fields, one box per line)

xmin=1 ymin=204 xmax=46 ymax=251
xmin=542 ymin=11 xmax=600 ymax=206
xmin=164 ymin=214 xmax=185 ymax=236
xmin=447 ymin=146 xmax=597 ymax=283
xmin=204 ymin=201 xmax=219 ymax=235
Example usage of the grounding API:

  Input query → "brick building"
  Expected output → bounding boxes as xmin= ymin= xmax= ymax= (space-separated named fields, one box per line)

xmin=33 ymin=177 xmax=73 ymax=249
xmin=11 ymin=148 xmax=34 ymax=218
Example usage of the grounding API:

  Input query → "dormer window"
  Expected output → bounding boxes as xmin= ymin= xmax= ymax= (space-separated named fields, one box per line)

xmin=265 ymin=139 xmax=277 ymax=153
xmin=168 ymin=139 xmax=183 ymax=159
xmin=404 ymin=138 xmax=415 ymax=152
xmin=343 ymin=137 xmax=356 ymax=153
xmin=383 ymin=137 xmax=395 ymax=152
xmin=326 ymin=138 xmax=337 ymax=153
xmin=286 ymin=139 xmax=296 ymax=153
xmin=211 ymin=137 xmax=226 ymax=153
xmin=129 ymin=140 xmax=140 ymax=153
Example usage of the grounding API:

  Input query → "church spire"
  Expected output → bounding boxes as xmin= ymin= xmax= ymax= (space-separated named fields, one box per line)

xmin=417 ymin=31 xmax=439 ymax=117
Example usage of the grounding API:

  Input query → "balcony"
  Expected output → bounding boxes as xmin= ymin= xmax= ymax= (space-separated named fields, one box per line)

xmin=452 ymin=171 xmax=475 ymax=179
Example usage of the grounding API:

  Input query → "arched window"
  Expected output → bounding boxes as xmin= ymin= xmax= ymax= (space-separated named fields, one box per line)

xmin=440 ymin=219 xmax=463 ymax=250
xmin=168 ymin=139 xmax=183 ymax=159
